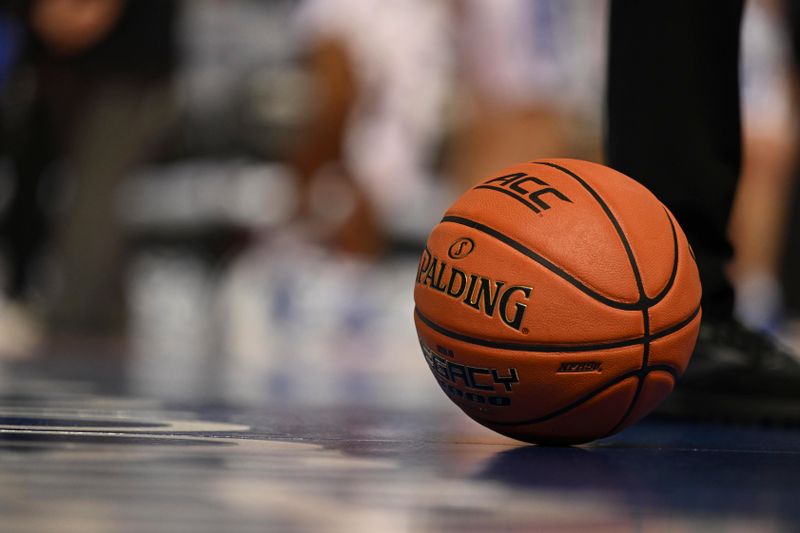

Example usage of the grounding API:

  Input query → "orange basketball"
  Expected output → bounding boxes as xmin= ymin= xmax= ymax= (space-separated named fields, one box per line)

xmin=414 ymin=159 xmax=702 ymax=444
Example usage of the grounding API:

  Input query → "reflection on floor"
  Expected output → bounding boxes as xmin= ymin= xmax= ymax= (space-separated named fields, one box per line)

xmin=2 ymin=237 xmax=800 ymax=531
xmin=0 ymin=364 xmax=798 ymax=532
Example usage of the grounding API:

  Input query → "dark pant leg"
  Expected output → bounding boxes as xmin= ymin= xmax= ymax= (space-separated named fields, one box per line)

xmin=0 ymin=93 xmax=53 ymax=301
xmin=606 ymin=0 xmax=745 ymax=320
xmin=780 ymin=0 xmax=800 ymax=312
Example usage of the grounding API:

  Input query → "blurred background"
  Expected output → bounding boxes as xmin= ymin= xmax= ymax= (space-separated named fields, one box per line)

xmin=0 ymin=0 xmax=798 ymax=409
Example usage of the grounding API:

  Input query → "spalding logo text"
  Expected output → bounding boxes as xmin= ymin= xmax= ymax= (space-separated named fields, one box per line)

xmin=416 ymin=248 xmax=532 ymax=331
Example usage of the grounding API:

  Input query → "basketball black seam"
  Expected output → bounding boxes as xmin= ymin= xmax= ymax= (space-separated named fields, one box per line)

xmin=602 ymin=211 xmax=680 ymax=436
xmin=534 ymin=160 xmax=675 ymax=434
xmin=471 ymin=365 xmax=680 ymax=427
xmin=650 ymin=210 xmax=680 ymax=304
xmin=440 ymin=212 xmax=679 ymax=313
xmin=534 ymin=161 xmax=650 ymax=306
xmin=415 ymin=305 xmax=699 ymax=352
xmin=440 ymin=216 xmax=644 ymax=311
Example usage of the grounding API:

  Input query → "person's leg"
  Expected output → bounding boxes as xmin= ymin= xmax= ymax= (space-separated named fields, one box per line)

xmin=49 ymin=81 xmax=175 ymax=336
xmin=606 ymin=0 xmax=745 ymax=320
xmin=728 ymin=2 xmax=798 ymax=331
xmin=779 ymin=0 xmax=800 ymax=316
xmin=1 ymin=89 xmax=53 ymax=302
xmin=0 ymin=88 xmax=52 ymax=356
xmin=607 ymin=0 xmax=800 ymax=423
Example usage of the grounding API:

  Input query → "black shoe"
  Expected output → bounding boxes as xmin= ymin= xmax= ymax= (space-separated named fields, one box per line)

xmin=655 ymin=319 xmax=800 ymax=423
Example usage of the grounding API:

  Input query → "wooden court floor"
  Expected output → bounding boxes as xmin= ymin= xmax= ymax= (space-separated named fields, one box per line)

xmin=1 ymin=355 xmax=799 ymax=533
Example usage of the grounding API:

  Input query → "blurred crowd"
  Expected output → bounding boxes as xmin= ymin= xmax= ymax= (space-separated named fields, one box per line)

xmin=0 ymin=0 xmax=798 ymax=403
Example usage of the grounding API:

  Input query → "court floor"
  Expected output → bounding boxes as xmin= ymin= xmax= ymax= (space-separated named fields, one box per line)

xmin=2 ymin=353 xmax=799 ymax=533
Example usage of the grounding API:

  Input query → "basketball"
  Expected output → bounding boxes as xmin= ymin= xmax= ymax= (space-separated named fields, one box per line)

xmin=414 ymin=159 xmax=702 ymax=444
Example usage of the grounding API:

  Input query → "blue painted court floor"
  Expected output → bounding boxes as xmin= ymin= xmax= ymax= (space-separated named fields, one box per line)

xmin=1 ymin=357 xmax=799 ymax=532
